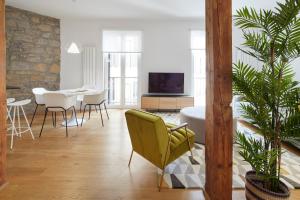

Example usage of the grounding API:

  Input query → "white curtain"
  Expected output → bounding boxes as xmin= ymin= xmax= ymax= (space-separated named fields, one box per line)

xmin=191 ymin=30 xmax=206 ymax=106
xmin=103 ymin=31 xmax=142 ymax=53
xmin=191 ymin=30 xmax=205 ymax=50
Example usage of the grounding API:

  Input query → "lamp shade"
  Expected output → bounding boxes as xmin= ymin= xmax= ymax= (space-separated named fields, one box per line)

xmin=67 ymin=42 xmax=80 ymax=54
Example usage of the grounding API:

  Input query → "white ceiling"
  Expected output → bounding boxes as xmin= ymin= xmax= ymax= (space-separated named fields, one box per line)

xmin=6 ymin=0 xmax=282 ymax=20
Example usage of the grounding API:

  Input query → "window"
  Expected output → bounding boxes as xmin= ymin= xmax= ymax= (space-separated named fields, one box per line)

xmin=103 ymin=31 xmax=142 ymax=107
xmin=191 ymin=30 xmax=206 ymax=106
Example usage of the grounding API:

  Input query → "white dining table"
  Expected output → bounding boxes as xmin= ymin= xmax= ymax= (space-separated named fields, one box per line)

xmin=45 ymin=88 xmax=99 ymax=127
xmin=50 ymin=88 xmax=99 ymax=96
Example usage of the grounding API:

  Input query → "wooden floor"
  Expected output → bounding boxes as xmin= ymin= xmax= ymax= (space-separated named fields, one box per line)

xmin=0 ymin=109 xmax=299 ymax=200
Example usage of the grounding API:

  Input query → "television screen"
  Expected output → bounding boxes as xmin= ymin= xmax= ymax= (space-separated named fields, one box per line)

xmin=148 ymin=73 xmax=184 ymax=94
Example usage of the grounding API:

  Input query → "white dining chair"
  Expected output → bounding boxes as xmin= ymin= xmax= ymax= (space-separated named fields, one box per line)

xmin=30 ymin=87 xmax=47 ymax=126
xmin=81 ymin=90 xmax=109 ymax=127
xmin=77 ymin=85 xmax=97 ymax=113
xmin=8 ymin=99 xmax=35 ymax=149
xmin=39 ymin=92 xmax=78 ymax=137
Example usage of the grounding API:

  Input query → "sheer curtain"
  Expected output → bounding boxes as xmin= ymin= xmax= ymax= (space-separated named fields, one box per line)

xmin=191 ymin=30 xmax=205 ymax=50
xmin=191 ymin=30 xmax=206 ymax=107
xmin=103 ymin=31 xmax=142 ymax=53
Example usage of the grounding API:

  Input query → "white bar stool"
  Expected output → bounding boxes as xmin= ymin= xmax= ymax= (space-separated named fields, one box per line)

xmin=7 ymin=98 xmax=15 ymax=120
xmin=8 ymin=99 xmax=35 ymax=149
xmin=7 ymin=98 xmax=16 ymax=133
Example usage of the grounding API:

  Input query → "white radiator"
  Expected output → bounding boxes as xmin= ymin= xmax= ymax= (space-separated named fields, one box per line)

xmin=82 ymin=47 xmax=97 ymax=87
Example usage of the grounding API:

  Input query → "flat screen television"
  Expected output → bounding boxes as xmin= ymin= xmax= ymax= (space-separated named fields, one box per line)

xmin=148 ymin=72 xmax=184 ymax=94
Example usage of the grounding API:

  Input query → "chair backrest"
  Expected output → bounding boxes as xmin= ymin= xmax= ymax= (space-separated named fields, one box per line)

xmin=83 ymin=90 xmax=106 ymax=105
xmin=32 ymin=88 xmax=47 ymax=105
xmin=125 ymin=109 xmax=170 ymax=169
xmin=43 ymin=92 xmax=76 ymax=111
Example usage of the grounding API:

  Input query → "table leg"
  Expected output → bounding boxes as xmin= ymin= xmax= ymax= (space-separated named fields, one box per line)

xmin=62 ymin=109 xmax=85 ymax=127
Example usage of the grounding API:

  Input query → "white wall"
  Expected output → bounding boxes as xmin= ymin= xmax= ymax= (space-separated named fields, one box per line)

xmin=61 ymin=16 xmax=300 ymax=103
xmin=60 ymin=19 xmax=204 ymax=96
xmin=291 ymin=60 xmax=300 ymax=81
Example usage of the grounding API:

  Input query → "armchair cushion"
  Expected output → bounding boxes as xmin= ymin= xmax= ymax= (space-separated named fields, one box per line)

xmin=166 ymin=123 xmax=195 ymax=163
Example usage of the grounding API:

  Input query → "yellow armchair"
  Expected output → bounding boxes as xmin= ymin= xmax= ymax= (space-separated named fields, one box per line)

xmin=125 ymin=109 xmax=195 ymax=191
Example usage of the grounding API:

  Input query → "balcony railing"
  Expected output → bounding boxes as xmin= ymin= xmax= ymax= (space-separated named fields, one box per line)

xmin=108 ymin=77 xmax=138 ymax=106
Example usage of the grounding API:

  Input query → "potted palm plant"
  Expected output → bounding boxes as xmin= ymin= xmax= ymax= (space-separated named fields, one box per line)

xmin=233 ymin=0 xmax=300 ymax=199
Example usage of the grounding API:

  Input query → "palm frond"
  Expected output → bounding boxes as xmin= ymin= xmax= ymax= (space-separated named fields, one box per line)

xmin=241 ymin=31 xmax=270 ymax=62
xmin=234 ymin=7 xmax=275 ymax=38
xmin=273 ymin=0 xmax=300 ymax=31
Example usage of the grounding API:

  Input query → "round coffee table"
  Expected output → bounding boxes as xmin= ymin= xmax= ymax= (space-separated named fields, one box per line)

xmin=180 ymin=106 xmax=205 ymax=144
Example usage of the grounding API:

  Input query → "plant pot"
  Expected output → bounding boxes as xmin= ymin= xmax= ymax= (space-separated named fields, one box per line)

xmin=245 ymin=171 xmax=290 ymax=200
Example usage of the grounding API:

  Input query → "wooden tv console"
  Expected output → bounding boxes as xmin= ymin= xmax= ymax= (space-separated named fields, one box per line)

xmin=141 ymin=94 xmax=194 ymax=110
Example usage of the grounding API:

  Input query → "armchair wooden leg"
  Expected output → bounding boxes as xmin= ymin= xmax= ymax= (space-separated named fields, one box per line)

xmin=159 ymin=168 xmax=165 ymax=192
xmin=184 ymin=127 xmax=194 ymax=159
xmin=158 ymin=137 xmax=171 ymax=192
xmin=128 ymin=150 xmax=134 ymax=167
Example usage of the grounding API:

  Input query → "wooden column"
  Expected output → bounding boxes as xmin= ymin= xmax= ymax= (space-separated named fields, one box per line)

xmin=205 ymin=0 xmax=232 ymax=199
xmin=0 ymin=0 xmax=6 ymax=186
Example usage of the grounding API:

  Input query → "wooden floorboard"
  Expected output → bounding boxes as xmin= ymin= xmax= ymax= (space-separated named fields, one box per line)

xmin=0 ymin=109 xmax=299 ymax=199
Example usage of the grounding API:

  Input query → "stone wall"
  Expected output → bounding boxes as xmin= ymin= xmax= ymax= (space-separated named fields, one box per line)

xmin=6 ymin=6 xmax=60 ymax=114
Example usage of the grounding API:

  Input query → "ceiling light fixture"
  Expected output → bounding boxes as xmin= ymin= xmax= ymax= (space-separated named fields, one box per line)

xmin=67 ymin=42 xmax=80 ymax=54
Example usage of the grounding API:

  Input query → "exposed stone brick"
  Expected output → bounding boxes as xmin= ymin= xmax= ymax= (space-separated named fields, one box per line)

xmin=6 ymin=6 xmax=60 ymax=114
xmin=35 ymin=63 xmax=47 ymax=72
xmin=49 ymin=64 xmax=60 ymax=73
xmin=38 ymin=24 xmax=52 ymax=32
xmin=31 ymin=16 xmax=40 ymax=24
